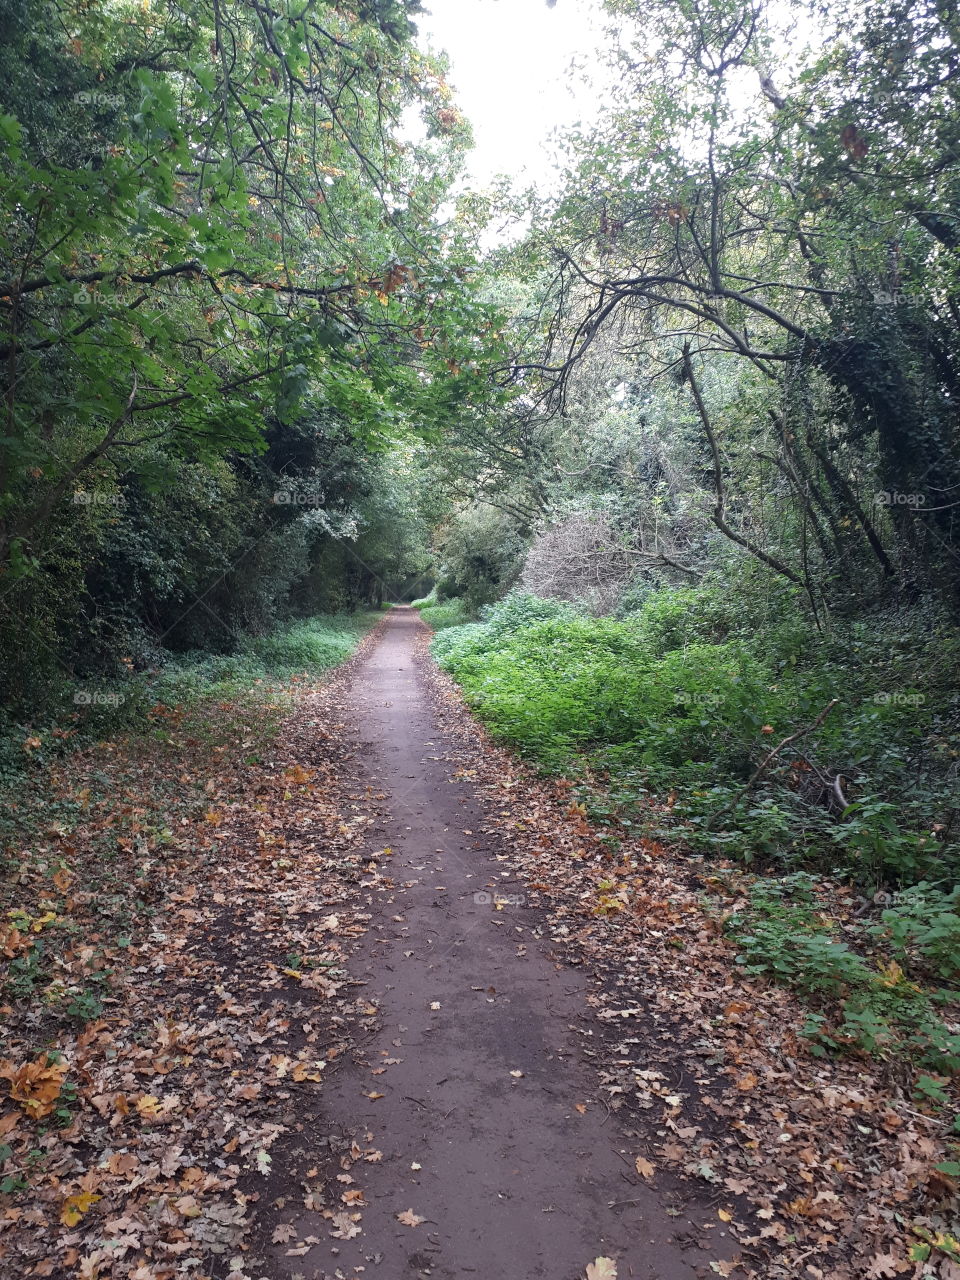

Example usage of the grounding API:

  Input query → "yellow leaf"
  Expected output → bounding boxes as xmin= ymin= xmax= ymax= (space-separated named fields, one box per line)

xmin=283 ymin=765 xmax=314 ymax=784
xmin=292 ymin=1061 xmax=326 ymax=1083
xmin=635 ymin=1156 xmax=655 ymax=1179
xmin=60 ymin=1192 xmax=101 ymax=1227
xmin=1 ymin=1054 xmax=68 ymax=1120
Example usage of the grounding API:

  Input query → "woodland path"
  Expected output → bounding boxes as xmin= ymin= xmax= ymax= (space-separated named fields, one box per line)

xmin=259 ymin=607 xmax=712 ymax=1280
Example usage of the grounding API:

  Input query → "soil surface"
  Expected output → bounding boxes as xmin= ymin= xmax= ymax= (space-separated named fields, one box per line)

xmin=258 ymin=607 xmax=720 ymax=1280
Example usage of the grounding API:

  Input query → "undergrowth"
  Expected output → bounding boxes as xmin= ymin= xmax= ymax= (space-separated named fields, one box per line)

xmin=0 ymin=612 xmax=378 ymax=783
xmin=413 ymin=593 xmax=471 ymax=631
xmin=724 ymin=875 xmax=960 ymax=1083
xmin=433 ymin=588 xmax=960 ymax=1076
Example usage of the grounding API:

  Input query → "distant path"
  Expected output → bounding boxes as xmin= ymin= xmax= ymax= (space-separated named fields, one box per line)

xmin=265 ymin=607 xmax=706 ymax=1280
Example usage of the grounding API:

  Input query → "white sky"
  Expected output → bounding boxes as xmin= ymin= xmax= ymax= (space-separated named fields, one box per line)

xmin=416 ymin=0 xmax=604 ymax=189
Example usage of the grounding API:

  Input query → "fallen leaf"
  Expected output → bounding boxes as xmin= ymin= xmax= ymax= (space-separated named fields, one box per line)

xmin=0 ymin=1055 xmax=68 ymax=1120
xmin=328 ymin=1211 xmax=361 ymax=1240
xmin=585 ymin=1259 xmax=617 ymax=1280
xmin=60 ymin=1192 xmax=102 ymax=1227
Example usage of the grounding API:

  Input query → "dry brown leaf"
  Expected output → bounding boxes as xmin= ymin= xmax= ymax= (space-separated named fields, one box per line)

xmin=328 ymin=1211 xmax=361 ymax=1240
xmin=585 ymin=1259 xmax=617 ymax=1280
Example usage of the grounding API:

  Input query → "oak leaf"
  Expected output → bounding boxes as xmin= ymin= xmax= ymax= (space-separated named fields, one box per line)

xmin=396 ymin=1208 xmax=425 ymax=1227
xmin=585 ymin=1259 xmax=617 ymax=1280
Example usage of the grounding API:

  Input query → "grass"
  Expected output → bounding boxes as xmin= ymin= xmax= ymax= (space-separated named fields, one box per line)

xmin=412 ymin=592 xmax=470 ymax=631
xmin=0 ymin=612 xmax=380 ymax=781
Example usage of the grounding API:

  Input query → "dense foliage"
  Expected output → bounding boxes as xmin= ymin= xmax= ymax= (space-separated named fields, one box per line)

xmin=434 ymin=591 xmax=959 ymax=883
xmin=0 ymin=0 xmax=498 ymax=719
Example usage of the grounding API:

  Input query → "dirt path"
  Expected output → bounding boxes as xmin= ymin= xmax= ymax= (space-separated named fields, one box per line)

xmin=260 ymin=608 xmax=716 ymax=1280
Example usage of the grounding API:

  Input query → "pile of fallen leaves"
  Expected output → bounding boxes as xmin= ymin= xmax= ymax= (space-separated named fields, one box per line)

xmin=0 ymin=627 xmax=387 ymax=1279
xmin=417 ymin=630 xmax=960 ymax=1280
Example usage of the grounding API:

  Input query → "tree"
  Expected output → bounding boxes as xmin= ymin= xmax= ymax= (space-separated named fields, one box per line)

xmin=500 ymin=0 xmax=960 ymax=611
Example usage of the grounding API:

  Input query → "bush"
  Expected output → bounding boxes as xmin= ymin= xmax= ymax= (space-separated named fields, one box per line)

xmin=418 ymin=598 xmax=470 ymax=631
xmin=435 ymin=591 xmax=773 ymax=772
xmin=870 ymin=883 xmax=960 ymax=983
xmin=433 ymin=585 xmax=960 ymax=886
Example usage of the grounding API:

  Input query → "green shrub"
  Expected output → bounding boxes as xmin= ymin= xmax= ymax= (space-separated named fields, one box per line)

xmin=418 ymin=598 xmax=470 ymax=631
xmin=870 ymin=884 xmax=960 ymax=983
xmin=433 ymin=584 xmax=960 ymax=886
xmin=726 ymin=877 xmax=960 ymax=1073
xmin=436 ymin=597 xmax=773 ymax=773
